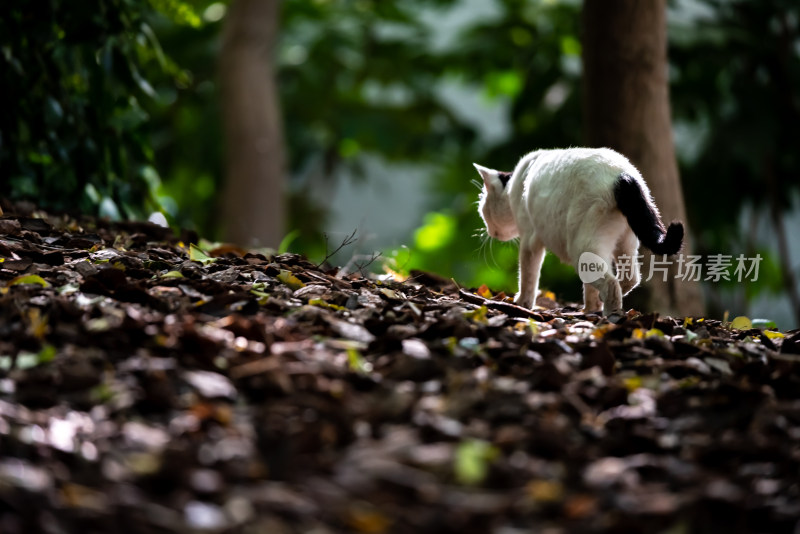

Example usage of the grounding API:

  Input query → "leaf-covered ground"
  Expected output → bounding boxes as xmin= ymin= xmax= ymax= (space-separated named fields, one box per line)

xmin=1 ymin=201 xmax=800 ymax=534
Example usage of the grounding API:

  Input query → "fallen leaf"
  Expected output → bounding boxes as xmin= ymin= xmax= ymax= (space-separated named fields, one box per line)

xmin=277 ymin=269 xmax=305 ymax=290
xmin=632 ymin=328 xmax=665 ymax=339
xmin=463 ymin=306 xmax=489 ymax=324
xmin=526 ymin=479 xmax=564 ymax=503
xmin=454 ymin=439 xmax=497 ymax=486
xmin=762 ymin=330 xmax=785 ymax=339
xmin=540 ymin=290 xmax=556 ymax=301
xmin=347 ymin=348 xmax=372 ymax=374
xmin=346 ymin=503 xmax=391 ymax=534
xmin=25 ymin=308 xmax=49 ymax=340
xmin=730 ymin=316 xmax=752 ymax=330
xmin=379 ymin=288 xmax=402 ymax=300
xmin=309 ymin=298 xmax=346 ymax=311
xmin=8 ymin=274 xmax=50 ymax=288
xmin=752 ymin=318 xmax=778 ymax=330
xmin=189 ymin=243 xmax=218 ymax=265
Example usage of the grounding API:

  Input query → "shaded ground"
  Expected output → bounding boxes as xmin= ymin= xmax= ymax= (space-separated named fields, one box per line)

xmin=1 ymin=201 xmax=800 ymax=534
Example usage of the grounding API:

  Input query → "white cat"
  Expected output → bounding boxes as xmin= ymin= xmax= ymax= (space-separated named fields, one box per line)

xmin=474 ymin=147 xmax=683 ymax=315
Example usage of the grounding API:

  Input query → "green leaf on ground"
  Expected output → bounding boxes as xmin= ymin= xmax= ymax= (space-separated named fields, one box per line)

xmin=751 ymin=318 xmax=778 ymax=330
xmin=347 ymin=348 xmax=371 ymax=374
xmin=189 ymin=243 xmax=217 ymax=265
xmin=455 ymin=439 xmax=498 ymax=486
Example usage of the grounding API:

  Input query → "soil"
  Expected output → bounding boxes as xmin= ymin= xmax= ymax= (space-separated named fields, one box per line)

xmin=1 ymin=201 xmax=799 ymax=534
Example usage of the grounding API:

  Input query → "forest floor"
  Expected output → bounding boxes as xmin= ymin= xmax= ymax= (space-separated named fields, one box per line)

xmin=1 ymin=200 xmax=799 ymax=534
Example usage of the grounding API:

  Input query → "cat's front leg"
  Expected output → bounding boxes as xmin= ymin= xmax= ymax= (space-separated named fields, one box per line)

xmin=515 ymin=238 xmax=545 ymax=308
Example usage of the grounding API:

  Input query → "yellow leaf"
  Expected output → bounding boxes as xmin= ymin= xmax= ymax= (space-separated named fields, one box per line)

xmin=477 ymin=284 xmax=493 ymax=298
xmin=591 ymin=324 xmax=615 ymax=339
xmin=763 ymin=330 xmax=785 ymax=339
xmin=347 ymin=348 xmax=372 ymax=374
xmin=309 ymin=298 xmax=346 ymax=311
xmin=463 ymin=305 xmax=488 ymax=324
xmin=683 ymin=317 xmax=694 ymax=327
xmin=632 ymin=328 xmax=664 ymax=340
xmin=277 ymin=269 xmax=305 ymax=290
xmin=8 ymin=274 xmax=50 ymax=288
xmin=26 ymin=308 xmax=49 ymax=340
xmin=346 ymin=504 xmax=391 ymax=534
xmin=730 ymin=316 xmax=752 ymax=330
xmin=382 ymin=265 xmax=408 ymax=282
xmin=526 ymin=479 xmax=565 ymax=503
xmin=161 ymin=270 xmax=184 ymax=278
xmin=527 ymin=319 xmax=540 ymax=336
xmin=541 ymin=290 xmax=556 ymax=301
xmin=623 ymin=376 xmax=642 ymax=392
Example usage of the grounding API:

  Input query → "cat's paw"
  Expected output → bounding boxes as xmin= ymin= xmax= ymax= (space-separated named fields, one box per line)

xmin=514 ymin=296 xmax=534 ymax=309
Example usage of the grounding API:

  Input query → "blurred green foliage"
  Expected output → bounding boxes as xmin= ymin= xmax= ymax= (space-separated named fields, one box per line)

xmin=2 ymin=0 xmax=798 ymax=315
xmin=0 ymin=0 xmax=204 ymax=218
xmin=669 ymin=0 xmax=800 ymax=315
xmin=277 ymin=0 xmax=586 ymax=300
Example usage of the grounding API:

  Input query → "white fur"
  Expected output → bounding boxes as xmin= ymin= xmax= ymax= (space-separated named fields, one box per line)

xmin=475 ymin=148 xmax=650 ymax=315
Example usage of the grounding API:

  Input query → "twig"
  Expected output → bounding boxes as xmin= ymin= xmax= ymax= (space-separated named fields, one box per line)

xmin=318 ymin=229 xmax=358 ymax=268
xmin=337 ymin=252 xmax=382 ymax=279
xmin=353 ymin=251 xmax=382 ymax=277
xmin=458 ymin=288 xmax=548 ymax=321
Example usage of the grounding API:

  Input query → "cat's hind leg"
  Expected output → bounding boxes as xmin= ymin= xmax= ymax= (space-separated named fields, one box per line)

xmin=616 ymin=231 xmax=641 ymax=295
xmin=574 ymin=215 xmax=627 ymax=315
xmin=591 ymin=270 xmax=623 ymax=315
xmin=515 ymin=236 xmax=545 ymax=309
xmin=583 ymin=283 xmax=602 ymax=313
xmin=576 ymin=250 xmax=623 ymax=315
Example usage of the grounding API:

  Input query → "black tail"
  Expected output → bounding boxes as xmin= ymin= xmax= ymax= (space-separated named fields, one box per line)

xmin=614 ymin=172 xmax=683 ymax=255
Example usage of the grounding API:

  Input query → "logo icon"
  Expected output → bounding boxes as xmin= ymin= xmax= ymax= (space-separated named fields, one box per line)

xmin=577 ymin=252 xmax=610 ymax=284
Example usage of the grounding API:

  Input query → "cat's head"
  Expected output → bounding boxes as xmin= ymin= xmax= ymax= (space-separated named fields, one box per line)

xmin=473 ymin=163 xmax=518 ymax=241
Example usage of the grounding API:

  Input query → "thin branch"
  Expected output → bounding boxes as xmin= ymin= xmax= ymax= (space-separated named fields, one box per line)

xmin=318 ymin=229 xmax=358 ymax=268
xmin=353 ymin=252 xmax=382 ymax=277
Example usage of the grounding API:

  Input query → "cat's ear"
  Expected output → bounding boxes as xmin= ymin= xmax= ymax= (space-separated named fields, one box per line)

xmin=473 ymin=163 xmax=499 ymax=189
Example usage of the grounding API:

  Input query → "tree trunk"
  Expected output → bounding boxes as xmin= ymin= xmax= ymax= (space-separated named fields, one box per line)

xmin=581 ymin=0 xmax=705 ymax=317
xmin=220 ymin=0 xmax=285 ymax=248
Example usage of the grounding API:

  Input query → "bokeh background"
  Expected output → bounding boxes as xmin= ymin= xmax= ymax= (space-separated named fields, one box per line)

xmin=2 ymin=0 xmax=799 ymax=328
